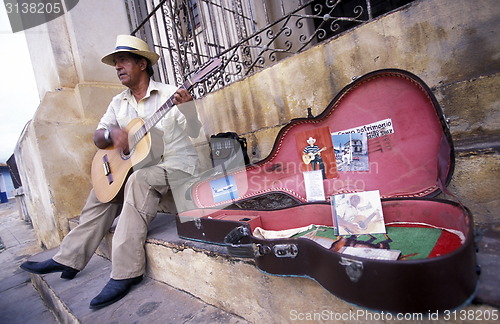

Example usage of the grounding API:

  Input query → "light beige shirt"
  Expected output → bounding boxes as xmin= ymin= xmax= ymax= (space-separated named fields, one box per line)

xmin=97 ymin=79 xmax=199 ymax=175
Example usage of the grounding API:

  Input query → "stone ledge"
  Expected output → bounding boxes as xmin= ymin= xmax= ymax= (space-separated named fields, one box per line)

xmin=454 ymin=133 xmax=500 ymax=155
xmin=447 ymin=152 xmax=500 ymax=225
xmin=95 ymin=213 xmax=499 ymax=323
xmin=27 ymin=248 xmax=248 ymax=324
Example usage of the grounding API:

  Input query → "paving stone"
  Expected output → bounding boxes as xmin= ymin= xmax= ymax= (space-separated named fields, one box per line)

xmin=0 ymin=200 xmax=56 ymax=324
xmin=31 ymin=250 xmax=247 ymax=324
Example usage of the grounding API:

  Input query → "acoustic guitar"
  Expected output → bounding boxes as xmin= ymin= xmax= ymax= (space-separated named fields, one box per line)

xmin=338 ymin=209 xmax=381 ymax=235
xmin=91 ymin=58 xmax=222 ymax=203
xmin=302 ymin=147 xmax=326 ymax=164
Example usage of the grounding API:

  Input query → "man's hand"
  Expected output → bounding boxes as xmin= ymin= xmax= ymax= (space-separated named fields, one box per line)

xmin=109 ymin=127 xmax=129 ymax=153
xmin=173 ymin=88 xmax=193 ymax=105
xmin=174 ymin=88 xmax=197 ymax=119
xmin=94 ymin=127 xmax=129 ymax=153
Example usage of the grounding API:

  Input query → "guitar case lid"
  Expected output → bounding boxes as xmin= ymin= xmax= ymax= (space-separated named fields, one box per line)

xmin=190 ymin=69 xmax=453 ymax=208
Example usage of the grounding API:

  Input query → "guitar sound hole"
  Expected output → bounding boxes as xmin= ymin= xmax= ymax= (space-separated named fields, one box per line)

xmin=120 ymin=148 xmax=134 ymax=160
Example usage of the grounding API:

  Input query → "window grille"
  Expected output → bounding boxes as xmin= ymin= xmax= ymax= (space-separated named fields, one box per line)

xmin=127 ymin=0 xmax=414 ymax=98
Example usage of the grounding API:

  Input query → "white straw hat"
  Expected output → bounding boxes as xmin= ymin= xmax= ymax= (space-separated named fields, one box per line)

xmin=101 ymin=35 xmax=160 ymax=66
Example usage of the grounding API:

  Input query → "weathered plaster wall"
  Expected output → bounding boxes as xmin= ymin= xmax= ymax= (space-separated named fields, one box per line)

xmin=16 ymin=0 xmax=129 ymax=248
xmin=16 ymin=84 xmax=125 ymax=247
xmin=17 ymin=0 xmax=499 ymax=248
xmin=24 ymin=0 xmax=129 ymax=98
xmin=200 ymin=0 xmax=499 ymax=148
xmin=196 ymin=0 xmax=500 ymax=225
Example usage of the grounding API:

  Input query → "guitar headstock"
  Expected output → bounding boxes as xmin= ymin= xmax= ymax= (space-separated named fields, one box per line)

xmin=189 ymin=57 xmax=223 ymax=85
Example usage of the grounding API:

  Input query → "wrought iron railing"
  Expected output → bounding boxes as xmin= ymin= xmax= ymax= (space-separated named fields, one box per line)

xmin=127 ymin=0 xmax=413 ymax=97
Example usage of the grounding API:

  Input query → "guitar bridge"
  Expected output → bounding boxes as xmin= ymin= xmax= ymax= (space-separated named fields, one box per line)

xmin=103 ymin=161 xmax=110 ymax=176
xmin=102 ymin=154 xmax=113 ymax=184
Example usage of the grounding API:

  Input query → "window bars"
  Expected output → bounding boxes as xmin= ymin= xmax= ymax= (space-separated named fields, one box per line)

xmin=127 ymin=0 xmax=413 ymax=97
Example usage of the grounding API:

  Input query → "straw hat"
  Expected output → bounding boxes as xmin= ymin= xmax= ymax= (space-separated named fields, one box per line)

xmin=307 ymin=137 xmax=317 ymax=145
xmin=101 ymin=35 xmax=160 ymax=66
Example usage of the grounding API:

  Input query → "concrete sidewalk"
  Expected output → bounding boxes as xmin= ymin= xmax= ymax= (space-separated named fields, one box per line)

xmin=0 ymin=199 xmax=56 ymax=324
xmin=0 ymin=199 xmax=248 ymax=324
xmin=2 ymin=197 xmax=499 ymax=323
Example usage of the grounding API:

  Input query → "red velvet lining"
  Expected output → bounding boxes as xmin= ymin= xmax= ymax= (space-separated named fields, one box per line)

xmin=192 ymin=71 xmax=450 ymax=208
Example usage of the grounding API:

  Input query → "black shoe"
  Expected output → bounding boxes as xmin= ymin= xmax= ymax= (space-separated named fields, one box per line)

xmin=89 ymin=275 xmax=143 ymax=309
xmin=20 ymin=258 xmax=79 ymax=279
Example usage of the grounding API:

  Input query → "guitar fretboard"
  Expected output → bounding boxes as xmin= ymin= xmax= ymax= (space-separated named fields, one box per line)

xmin=130 ymin=79 xmax=193 ymax=148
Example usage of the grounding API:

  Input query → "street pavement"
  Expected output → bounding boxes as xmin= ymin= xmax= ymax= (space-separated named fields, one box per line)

xmin=0 ymin=199 xmax=248 ymax=324
xmin=0 ymin=199 xmax=57 ymax=323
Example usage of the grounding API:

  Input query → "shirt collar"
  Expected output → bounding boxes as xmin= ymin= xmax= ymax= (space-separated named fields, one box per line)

xmin=123 ymin=78 xmax=160 ymax=102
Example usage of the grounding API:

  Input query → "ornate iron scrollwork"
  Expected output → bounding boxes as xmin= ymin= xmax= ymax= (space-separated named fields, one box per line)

xmin=129 ymin=0 xmax=413 ymax=97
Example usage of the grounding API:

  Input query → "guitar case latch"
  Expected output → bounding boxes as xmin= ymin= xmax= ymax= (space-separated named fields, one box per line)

xmin=339 ymin=257 xmax=364 ymax=282
xmin=273 ymin=244 xmax=298 ymax=258
xmin=225 ymin=226 xmax=271 ymax=258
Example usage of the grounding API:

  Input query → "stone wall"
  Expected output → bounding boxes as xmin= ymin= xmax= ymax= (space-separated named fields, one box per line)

xmin=16 ymin=84 xmax=125 ymax=247
xmin=17 ymin=0 xmax=499 ymax=248
xmin=16 ymin=0 xmax=130 ymax=248
xmin=195 ymin=0 xmax=500 ymax=225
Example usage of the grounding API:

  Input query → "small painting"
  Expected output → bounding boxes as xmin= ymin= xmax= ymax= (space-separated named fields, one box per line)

xmin=295 ymin=126 xmax=337 ymax=179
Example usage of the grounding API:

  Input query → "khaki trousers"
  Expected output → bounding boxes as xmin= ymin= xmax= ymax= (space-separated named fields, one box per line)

xmin=53 ymin=165 xmax=191 ymax=279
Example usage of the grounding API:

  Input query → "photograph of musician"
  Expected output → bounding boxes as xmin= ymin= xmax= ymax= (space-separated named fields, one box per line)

xmin=303 ymin=137 xmax=326 ymax=178
xmin=335 ymin=192 xmax=386 ymax=235
xmin=19 ymin=35 xmax=201 ymax=309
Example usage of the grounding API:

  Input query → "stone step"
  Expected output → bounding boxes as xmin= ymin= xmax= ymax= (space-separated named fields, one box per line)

xmin=27 ymin=248 xmax=248 ymax=324
xmin=98 ymin=214 xmax=365 ymax=323
xmin=100 ymin=213 xmax=500 ymax=323
xmin=71 ymin=213 xmax=499 ymax=323
xmin=0 ymin=198 xmax=57 ymax=324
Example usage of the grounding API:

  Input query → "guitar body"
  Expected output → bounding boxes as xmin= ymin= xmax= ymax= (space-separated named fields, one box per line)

xmin=339 ymin=211 xmax=381 ymax=234
xmin=90 ymin=58 xmax=222 ymax=203
xmin=301 ymin=153 xmax=315 ymax=164
xmin=302 ymin=147 xmax=326 ymax=164
xmin=91 ymin=118 xmax=164 ymax=203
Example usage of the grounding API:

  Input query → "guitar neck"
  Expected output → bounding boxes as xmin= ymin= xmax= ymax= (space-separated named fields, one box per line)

xmin=130 ymin=79 xmax=193 ymax=148
xmin=359 ymin=210 xmax=379 ymax=228
xmin=127 ymin=57 xmax=223 ymax=148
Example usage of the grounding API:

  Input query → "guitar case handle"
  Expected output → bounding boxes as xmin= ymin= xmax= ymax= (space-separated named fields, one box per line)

xmin=224 ymin=226 xmax=270 ymax=258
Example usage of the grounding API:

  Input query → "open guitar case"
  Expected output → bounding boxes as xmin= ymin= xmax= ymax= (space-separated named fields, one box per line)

xmin=176 ymin=69 xmax=479 ymax=313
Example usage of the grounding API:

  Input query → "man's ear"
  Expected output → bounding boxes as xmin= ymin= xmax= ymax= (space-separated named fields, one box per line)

xmin=139 ymin=58 xmax=148 ymax=71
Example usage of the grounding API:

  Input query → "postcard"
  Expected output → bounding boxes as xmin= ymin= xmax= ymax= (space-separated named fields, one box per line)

xmin=340 ymin=246 xmax=401 ymax=260
xmin=210 ymin=175 xmax=239 ymax=203
xmin=332 ymin=132 xmax=369 ymax=171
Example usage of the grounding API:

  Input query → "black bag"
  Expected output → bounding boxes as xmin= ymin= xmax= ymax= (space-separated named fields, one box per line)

xmin=209 ymin=132 xmax=250 ymax=170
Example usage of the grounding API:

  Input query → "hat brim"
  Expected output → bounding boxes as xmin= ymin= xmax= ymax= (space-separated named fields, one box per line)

xmin=101 ymin=49 xmax=160 ymax=66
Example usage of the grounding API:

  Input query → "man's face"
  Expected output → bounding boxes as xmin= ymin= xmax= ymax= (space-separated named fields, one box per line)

xmin=113 ymin=52 xmax=145 ymax=87
xmin=350 ymin=195 xmax=360 ymax=207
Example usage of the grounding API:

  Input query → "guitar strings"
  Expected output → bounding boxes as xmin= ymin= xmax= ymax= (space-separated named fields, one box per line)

xmin=129 ymin=87 xmax=184 ymax=149
xmin=126 ymin=60 xmax=219 ymax=147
